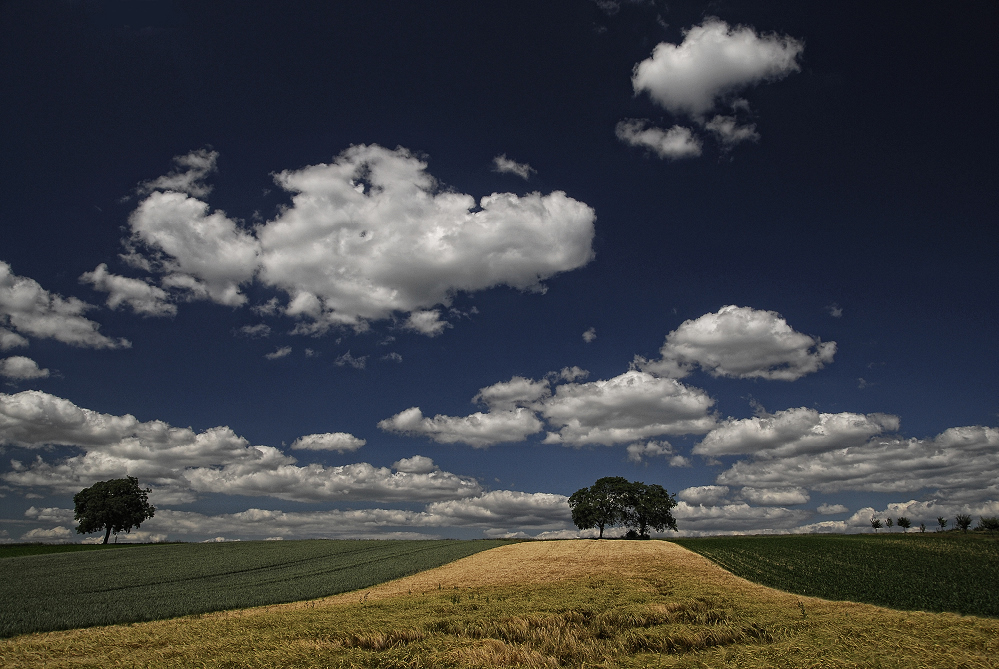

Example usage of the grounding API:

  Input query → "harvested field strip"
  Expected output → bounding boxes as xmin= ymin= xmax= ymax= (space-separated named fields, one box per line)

xmin=673 ymin=533 xmax=999 ymax=617
xmin=3 ymin=540 xmax=998 ymax=668
xmin=0 ymin=539 xmax=514 ymax=638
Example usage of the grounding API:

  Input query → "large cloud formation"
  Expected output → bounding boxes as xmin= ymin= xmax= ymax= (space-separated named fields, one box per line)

xmin=636 ymin=305 xmax=836 ymax=381
xmin=0 ymin=390 xmax=478 ymax=504
xmin=0 ymin=261 xmax=128 ymax=350
xmin=380 ymin=370 xmax=716 ymax=448
xmin=695 ymin=408 xmax=899 ymax=458
xmin=380 ymin=306 xmax=837 ymax=449
xmin=96 ymin=145 xmax=596 ymax=335
xmin=712 ymin=424 xmax=999 ymax=503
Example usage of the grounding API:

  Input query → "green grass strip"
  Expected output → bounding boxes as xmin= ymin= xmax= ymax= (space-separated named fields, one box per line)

xmin=672 ymin=533 xmax=999 ymax=617
xmin=0 ymin=539 xmax=516 ymax=638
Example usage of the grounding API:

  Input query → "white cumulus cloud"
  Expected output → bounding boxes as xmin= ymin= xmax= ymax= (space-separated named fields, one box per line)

xmin=713 ymin=425 xmax=999 ymax=503
xmin=0 ymin=327 xmax=29 ymax=351
xmin=637 ymin=305 xmax=836 ymax=381
xmin=694 ymin=408 xmax=899 ymax=458
xmin=137 ymin=148 xmax=219 ymax=198
xmin=423 ymin=490 xmax=570 ymax=529
xmin=626 ymin=440 xmax=676 ymax=463
xmin=473 ymin=376 xmax=551 ymax=411
xmin=538 ymin=370 xmax=716 ymax=446
xmin=21 ymin=526 xmax=73 ymax=542
xmin=677 ymin=485 xmax=730 ymax=505
xmin=704 ymin=115 xmax=760 ymax=147
xmin=79 ymin=263 xmax=176 ymax=317
xmin=378 ymin=406 xmax=544 ymax=448
xmin=615 ymin=120 xmax=702 ymax=159
xmin=0 ymin=390 xmax=480 ymax=504
xmin=492 ymin=154 xmax=536 ymax=180
xmin=0 ymin=356 xmax=50 ymax=380
xmin=632 ymin=18 xmax=803 ymax=118
xmin=392 ymin=455 xmax=438 ymax=474
xmin=403 ymin=309 xmax=451 ymax=337
xmin=0 ymin=261 xmax=129 ymax=349
xmin=264 ymin=346 xmax=292 ymax=360
xmin=817 ymin=503 xmax=849 ymax=515
xmin=122 ymin=147 xmax=595 ymax=337
xmin=740 ymin=486 xmax=809 ymax=506
xmin=127 ymin=190 xmax=260 ymax=307
xmin=673 ymin=500 xmax=810 ymax=535
xmin=380 ymin=367 xmax=715 ymax=450
xmin=289 ymin=432 xmax=366 ymax=452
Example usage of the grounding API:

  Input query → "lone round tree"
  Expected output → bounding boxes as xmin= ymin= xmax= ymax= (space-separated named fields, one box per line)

xmin=569 ymin=477 xmax=677 ymax=538
xmin=74 ymin=476 xmax=155 ymax=544
xmin=568 ymin=476 xmax=631 ymax=539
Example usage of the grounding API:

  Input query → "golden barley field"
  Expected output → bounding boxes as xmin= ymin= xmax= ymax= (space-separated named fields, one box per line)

xmin=2 ymin=540 xmax=997 ymax=668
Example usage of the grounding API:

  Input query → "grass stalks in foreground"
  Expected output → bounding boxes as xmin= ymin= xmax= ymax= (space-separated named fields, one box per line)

xmin=2 ymin=541 xmax=997 ymax=668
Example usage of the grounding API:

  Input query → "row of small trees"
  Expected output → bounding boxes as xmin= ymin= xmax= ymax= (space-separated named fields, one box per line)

xmin=568 ymin=477 xmax=677 ymax=539
xmin=870 ymin=513 xmax=999 ymax=533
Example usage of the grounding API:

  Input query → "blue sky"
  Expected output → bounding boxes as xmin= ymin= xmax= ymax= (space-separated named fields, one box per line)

xmin=1 ymin=0 xmax=996 ymax=542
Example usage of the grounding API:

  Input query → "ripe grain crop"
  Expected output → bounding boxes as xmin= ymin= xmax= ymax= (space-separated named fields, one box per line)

xmin=672 ymin=533 xmax=999 ymax=617
xmin=3 ymin=540 xmax=997 ymax=668
xmin=0 ymin=539 xmax=514 ymax=638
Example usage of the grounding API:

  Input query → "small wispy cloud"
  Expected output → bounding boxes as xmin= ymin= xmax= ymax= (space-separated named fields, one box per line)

xmin=264 ymin=346 xmax=292 ymax=360
xmin=492 ymin=154 xmax=536 ymax=180
xmin=335 ymin=351 xmax=367 ymax=369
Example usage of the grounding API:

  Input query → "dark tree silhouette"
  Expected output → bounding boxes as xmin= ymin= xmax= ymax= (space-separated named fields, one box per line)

xmin=955 ymin=514 xmax=972 ymax=533
xmin=568 ymin=476 xmax=631 ymax=538
xmin=937 ymin=516 xmax=948 ymax=531
xmin=897 ymin=516 xmax=911 ymax=532
xmin=976 ymin=516 xmax=999 ymax=533
xmin=74 ymin=477 xmax=155 ymax=544
xmin=569 ymin=477 xmax=677 ymax=538
xmin=621 ymin=482 xmax=677 ymax=538
xmin=870 ymin=515 xmax=882 ymax=532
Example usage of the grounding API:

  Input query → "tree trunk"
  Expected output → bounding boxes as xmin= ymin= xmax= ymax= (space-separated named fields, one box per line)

xmin=598 ymin=523 xmax=604 ymax=539
xmin=103 ymin=526 xmax=112 ymax=544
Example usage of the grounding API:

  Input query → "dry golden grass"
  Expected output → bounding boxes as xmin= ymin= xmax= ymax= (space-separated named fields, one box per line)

xmin=2 ymin=540 xmax=997 ymax=668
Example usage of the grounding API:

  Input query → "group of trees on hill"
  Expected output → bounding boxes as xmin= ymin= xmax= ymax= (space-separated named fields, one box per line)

xmin=569 ymin=477 xmax=677 ymax=539
xmin=870 ymin=513 xmax=999 ymax=534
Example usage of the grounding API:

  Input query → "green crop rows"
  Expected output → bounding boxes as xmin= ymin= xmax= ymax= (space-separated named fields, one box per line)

xmin=672 ymin=533 xmax=999 ymax=617
xmin=0 ymin=539 xmax=515 ymax=638
xmin=0 ymin=542 xmax=158 ymax=559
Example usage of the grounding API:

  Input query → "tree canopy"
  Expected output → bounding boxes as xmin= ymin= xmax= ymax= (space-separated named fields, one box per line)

xmin=74 ymin=477 xmax=155 ymax=544
xmin=569 ymin=477 xmax=677 ymax=538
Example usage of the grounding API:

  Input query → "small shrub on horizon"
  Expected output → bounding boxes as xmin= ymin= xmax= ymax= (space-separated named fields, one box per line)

xmin=976 ymin=516 xmax=999 ymax=533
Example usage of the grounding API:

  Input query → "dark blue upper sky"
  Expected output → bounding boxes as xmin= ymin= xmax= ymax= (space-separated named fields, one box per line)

xmin=1 ymin=0 xmax=996 ymax=542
